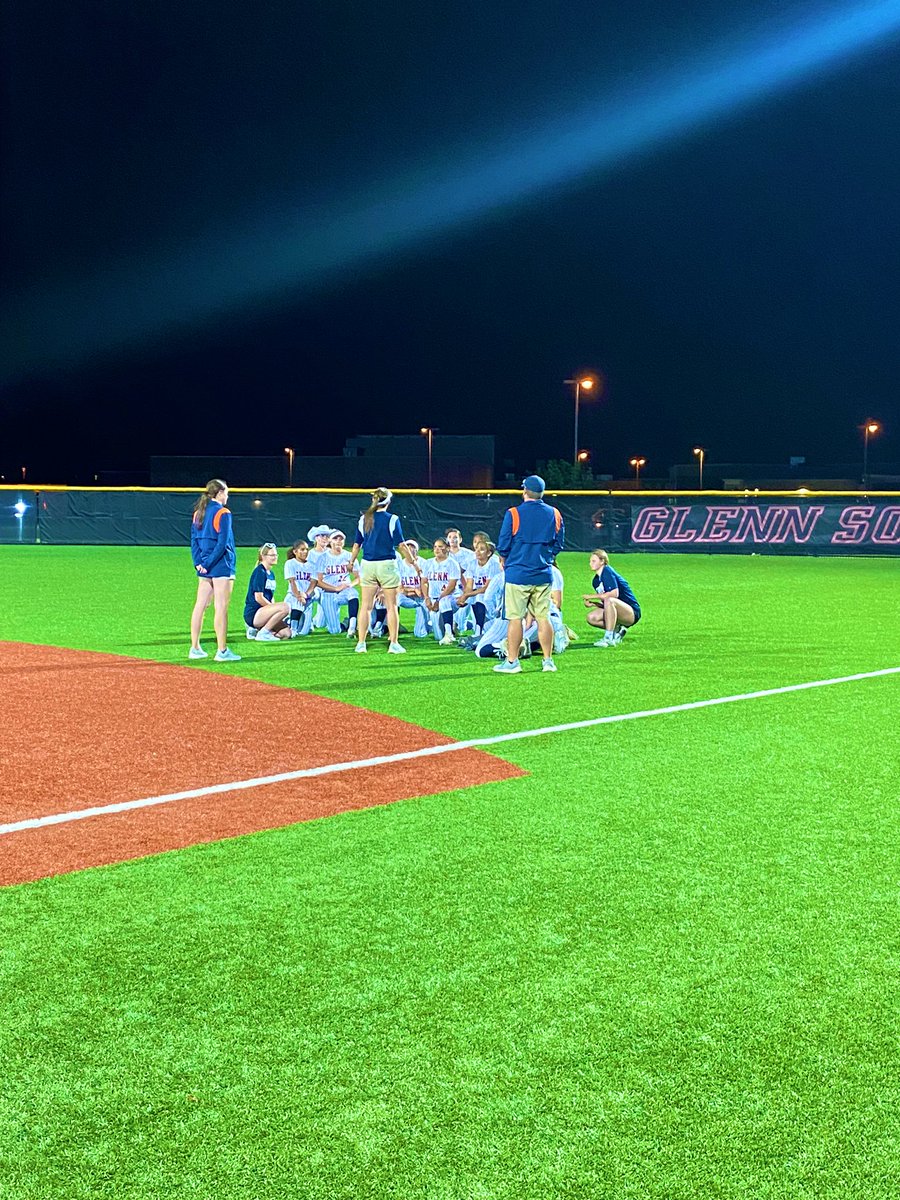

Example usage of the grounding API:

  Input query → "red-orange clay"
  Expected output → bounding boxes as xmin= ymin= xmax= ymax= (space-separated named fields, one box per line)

xmin=0 ymin=643 xmax=523 ymax=887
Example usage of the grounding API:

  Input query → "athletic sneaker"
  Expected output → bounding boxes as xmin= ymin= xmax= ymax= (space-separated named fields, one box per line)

xmin=615 ymin=627 xmax=628 ymax=644
xmin=256 ymin=629 xmax=279 ymax=642
xmin=439 ymin=630 xmax=456 ymax=646
xmin=354 ymin=642 xmax=367 ymax=654
xmin=214 ymin=648 xmax=242 ymax=662
xmin=188 ymin=647 xmax=208 ymax=660
xmin=493 ymin=659 xmax=522 ymax=674
xmin=520 ymin=640 xmax=533 ymax=659
xmin=552 ymin=629 xmax=569 ymax=655
xmin=541 ymin=658 xmax=558 ymax=672
xmin=245 ymin=625 xmax=258 ymax=640
xmin=371 ymin=624 xmax=385 ymax=638
xmin=594 ymin=635 xmax=617 ymax=648
xmin=387 ymin=642 xmax=406 ymax=654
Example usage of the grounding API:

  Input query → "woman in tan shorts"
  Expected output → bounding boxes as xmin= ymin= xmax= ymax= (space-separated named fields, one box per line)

xmin=349 ymin=487 xmax=418 ymax=655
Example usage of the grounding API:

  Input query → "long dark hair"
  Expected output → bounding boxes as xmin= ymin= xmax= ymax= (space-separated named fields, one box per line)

xmin=192 ymin=479 xmax=227 ymax=527
xmin=362 ymin=486 xmax=392 ymax=534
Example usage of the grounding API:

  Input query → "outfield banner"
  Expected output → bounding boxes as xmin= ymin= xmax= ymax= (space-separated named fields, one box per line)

xmin=1 ymin=490 xmax=897 ymax=556
xmin=630 ymin=502 xmax=900 ymax=553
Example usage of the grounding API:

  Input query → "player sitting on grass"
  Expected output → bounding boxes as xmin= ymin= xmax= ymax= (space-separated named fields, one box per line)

xmin=583 ymin=549 xmax=641 ymax=647
xmin=244 ymin=544 xmax=291 ymax=641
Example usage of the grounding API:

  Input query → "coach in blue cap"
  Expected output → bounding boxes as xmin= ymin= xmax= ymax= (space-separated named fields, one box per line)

xmin=494 ymin=474 xmax=565 ymax=674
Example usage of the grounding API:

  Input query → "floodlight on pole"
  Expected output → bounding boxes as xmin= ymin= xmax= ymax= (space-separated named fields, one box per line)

xmin=630 ymin=456 xmax=646 ymax=486
xmin=693 ymin=445 xmax=706 ymax=490
xmin=565 ymin=375 xmax=598 ymax=465
xmin=284 ymin=446 xmax=295 ymax=487
xmin=862 ymin=420 xmax=881 ymax=491
xmin=420 ymin=427 xmax=437 ymax=488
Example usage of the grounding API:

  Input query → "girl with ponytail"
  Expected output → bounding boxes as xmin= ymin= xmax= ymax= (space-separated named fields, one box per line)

xmin=188 ymin=479 xmax=241 ymax=662
xmin=348 ymin=487 xmax=418 ymax=655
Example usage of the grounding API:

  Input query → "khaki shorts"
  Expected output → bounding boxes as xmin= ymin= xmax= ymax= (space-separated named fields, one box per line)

xmin=504 ymin=582 xmax=551 ymax=621
xmin=359 ymin=558 xmax=401 ymax=589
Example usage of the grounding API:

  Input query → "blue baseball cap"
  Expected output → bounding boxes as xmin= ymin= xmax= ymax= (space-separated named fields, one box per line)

xmin=522 ymin=474 xmax=546 ymax=494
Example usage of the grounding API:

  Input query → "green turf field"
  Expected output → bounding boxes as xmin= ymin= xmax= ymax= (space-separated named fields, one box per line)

xmin=1 ymin=547 xmax=899 ymax=1199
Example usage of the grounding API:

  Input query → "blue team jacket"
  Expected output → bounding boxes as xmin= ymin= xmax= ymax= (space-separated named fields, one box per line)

xmin=497 ymin=500 xmax=565 ymax=585
xmin=190 ymin=501 xmax=236 ymax=577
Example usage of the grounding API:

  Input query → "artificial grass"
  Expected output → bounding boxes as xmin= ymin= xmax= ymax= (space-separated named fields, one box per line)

xmin=1 ymin=547 xmax=899 ymax=1198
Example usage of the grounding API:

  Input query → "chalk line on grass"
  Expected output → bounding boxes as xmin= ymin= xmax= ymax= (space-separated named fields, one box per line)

xmin=3 ymin=665 xmax=898 ymax=836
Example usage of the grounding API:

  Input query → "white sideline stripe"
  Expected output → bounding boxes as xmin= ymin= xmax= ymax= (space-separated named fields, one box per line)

xmin=2 ymin=666 xmax=898 ymax=837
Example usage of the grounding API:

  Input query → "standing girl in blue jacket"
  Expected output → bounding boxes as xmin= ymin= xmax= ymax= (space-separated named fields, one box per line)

xmin=189 ymin=479 xmax=241 ymax=662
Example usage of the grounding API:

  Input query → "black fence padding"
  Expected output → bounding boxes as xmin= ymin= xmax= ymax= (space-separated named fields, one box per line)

xmin=2 ymin=491 xmax=898 ymax=556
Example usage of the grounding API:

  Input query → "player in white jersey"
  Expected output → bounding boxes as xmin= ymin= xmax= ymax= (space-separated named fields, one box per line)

xmin=445 ymin=528 xmax=478 ymax=633
xmin=422 ymin=537 xmax=462 ymax=643
xmin=396 ymin=539 xmax=430 ymax=637
xmin=457 ymin=540 xmax=501 ymax=635
xmin=284 ymin=539 xmax=317 ymax=636
xmin=306 ymin=525 xmax=333 ymax=631
xmin=315 ymin=531 xmax=360 ymax=635
xmin=548 ymin=563 xmax=570 ymax=653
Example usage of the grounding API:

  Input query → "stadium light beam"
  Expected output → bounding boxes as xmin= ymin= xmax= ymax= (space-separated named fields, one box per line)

xmin=5 ymin=1 xmax=900 ymax=377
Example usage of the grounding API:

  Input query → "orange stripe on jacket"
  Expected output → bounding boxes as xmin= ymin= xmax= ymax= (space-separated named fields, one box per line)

xmin=509 ymin=507 xmax=520 ymax=535
xmin=212 ymin=506 xmax=231 ymax=533
xmin=553 ymin=507 xmax=562 ymax=531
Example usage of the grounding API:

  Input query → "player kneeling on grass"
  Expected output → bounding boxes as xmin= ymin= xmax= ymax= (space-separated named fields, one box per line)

xmin=245 ymin=544 xmax=291 ymax=641
xmin=316 ymin=531 xmax=361 ymax=636
xmin=423 ymin=538 xmax=462 ymax=644
xmin=396 ymin=540 xmax=430 ymax=638
xmin=284 ymin=540 xmax=316 ymax=637
xmin=583 ymin=549 xmax=641 ymax=647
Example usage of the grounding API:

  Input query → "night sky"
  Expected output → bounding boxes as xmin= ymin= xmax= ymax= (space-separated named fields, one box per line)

xmin=3 ymin=0 xmax=899 ymax=482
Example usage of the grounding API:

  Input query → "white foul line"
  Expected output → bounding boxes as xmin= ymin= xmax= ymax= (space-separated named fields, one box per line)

xmin=2 ymin=665 xmax=898 ymax=837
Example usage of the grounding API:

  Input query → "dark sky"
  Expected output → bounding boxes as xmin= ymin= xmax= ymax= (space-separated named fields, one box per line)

xmin=3 ymin=0 xmax=900 ymax=481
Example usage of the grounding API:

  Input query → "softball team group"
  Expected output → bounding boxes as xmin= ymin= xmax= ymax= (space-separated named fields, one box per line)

xmin=188 ymin=478 xmax=641 ymax=666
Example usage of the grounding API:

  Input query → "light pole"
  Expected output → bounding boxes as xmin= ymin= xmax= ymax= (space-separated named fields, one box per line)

xmin=565 ymin=376 xmax=596 ymax=465
xmin=862 ymin=421 xmax=880 ymax=490
xmin=284 ymin=446 xmax=295 ymax=487
xmin=630 ymin=457 xmax=646 ymax=487
xmin=693 ymin=446 xmax=705 ymax=490
xmin=420 ymin=427 xmax=436 ymax=488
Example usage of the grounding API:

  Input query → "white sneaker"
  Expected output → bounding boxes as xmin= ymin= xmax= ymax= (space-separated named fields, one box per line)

xmin=594 ymin=635 xmax=617 ymax=648
xmin=256 ymin=629 xmax=279 ymax=642
xmin=355 ymin=642 xmax=367 ymax=654
xmin=552 ymin=630 xmax=569 ymax=655
xmin=387 ymin=642 xmax=406 ymax=654
xmin=245 ymin=625 xmax=257 ymax=640
xmin=520 ymin=640 xmax=533 ymax=659
xmin=440 ymin=631 xmax=455 ymax=645
xmin=188 ymin=646 xmax=208 ymax=660
xmin=542 ymin=658 xmax=557 ymax=672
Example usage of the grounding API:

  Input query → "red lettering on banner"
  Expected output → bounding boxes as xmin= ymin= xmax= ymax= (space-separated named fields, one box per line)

xmin=631 ymin=507 xmax=671 ymax=543
xmin=873 ymin=506 xmax=900 ymax=544
xmin=831 ymin=506 xmax=875 ymax=544
xmin=731 ymin=506 xmax=782 ymax=543
xmin=768 ymin=506 xmax=824 ymax=544
xmin=696 ymin=507 xmax=742 ymax=542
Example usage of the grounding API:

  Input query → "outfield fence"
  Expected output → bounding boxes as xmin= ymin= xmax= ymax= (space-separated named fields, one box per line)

xmin=1 ymin=486 xmax=899 ymax=555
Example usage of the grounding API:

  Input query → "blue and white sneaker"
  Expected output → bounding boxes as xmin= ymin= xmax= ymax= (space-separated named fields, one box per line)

xmin=493 ymin=659 xmax=522 ymax=674
xmin=245 ymin=624 xmax=258 ymax=640
xmin=541 ymin=658 xmax=558 ymax=672
xmin=188 ymin=646 xmax=208 ymax=660
xmin=552 ymin=629 xmax=569 ymax=655
xmin=214 ymin=647 xmax=242 ymax=662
